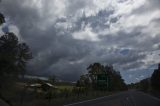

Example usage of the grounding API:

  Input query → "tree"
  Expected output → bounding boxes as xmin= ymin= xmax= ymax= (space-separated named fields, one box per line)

xmin=0 ymin=32 xmax=32 ymax=78
xmin=78 ymin=63 xmax=127 ymax=91
xmin=0 ymin=13 xmax=5 ymax=25
xmin=0 ymin=32 xmax=19 ymax=76
xmin=0 ymin=32 xmax=32 ymax=106
xmin=139 ymin=78 xmax=150 ymax=91
xmin=48 ymin=75 xmax=56 ymax=84
xmin=87 ymin=63 xmax=105 ymax=87
xmin=76 ymin=80 xmax=81 ymax=87
xmin=76 ymin=74 xmax=90 ymax=88
xmin=17 ymin=43 xmax=32 ymax=75
xmin=104 ymin=65 xmax=127 ymax=90
xmin=0 ymin=6 xmax=32 ymax=105
xmin=151 ymin=64 xmax=160 ymax=90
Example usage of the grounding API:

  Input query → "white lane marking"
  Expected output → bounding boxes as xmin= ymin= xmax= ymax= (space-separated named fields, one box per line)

xmin=64 ymin=95 xmax=111 ymax=106
xmin=138 ymin=91 xmax=160 ymax=102
xmin=130 ymin=95 xmax=136 ymax=106
xmin=64 ymin=92 xmax=126 ymax=106
xmin=65 ymin=91 xmax=159 ymax=106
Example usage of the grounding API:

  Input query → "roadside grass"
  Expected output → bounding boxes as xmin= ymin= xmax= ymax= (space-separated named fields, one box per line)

xmin=0 ymin=81 xmax=120 ymax=106
xmin=58 ymin=85 xmax=73 ymax=91
xmin=142 ymin=89 xmax=160 ymax=99
xmin=15 ymin=91 xmax=114 ymax=106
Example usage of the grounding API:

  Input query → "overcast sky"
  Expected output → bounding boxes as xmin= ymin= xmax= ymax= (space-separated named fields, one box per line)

xmin=0 ymin=0 xmax=160 ymax=83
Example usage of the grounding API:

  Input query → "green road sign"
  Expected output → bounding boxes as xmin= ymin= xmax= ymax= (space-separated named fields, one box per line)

xmin=96 ymin=74 xmax=109 ymax=90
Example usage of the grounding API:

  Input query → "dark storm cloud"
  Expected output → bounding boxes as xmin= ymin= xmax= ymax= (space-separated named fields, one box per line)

xmin=70 ymin=9 xmax=114 ymax=34
xmin=0 ymin=0 xmax=160 ymax=83
xmin=0 ymin=0 xmax=93 ymax=77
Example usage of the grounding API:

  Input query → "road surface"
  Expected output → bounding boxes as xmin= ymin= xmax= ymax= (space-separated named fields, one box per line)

xmin=64 ymin=90 xmax=160 ymax=106
xmin=0 ymin=99 xmax=9 ymax=106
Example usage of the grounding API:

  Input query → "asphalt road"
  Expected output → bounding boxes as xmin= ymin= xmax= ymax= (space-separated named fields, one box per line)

xmin=0 ymin=99 xmax=9 ymax=106
xmin=64 ymin=90 xmax=160 ymax=106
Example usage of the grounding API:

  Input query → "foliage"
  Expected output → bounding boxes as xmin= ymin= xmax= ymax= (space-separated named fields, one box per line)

xmin=48 ymin=75 xmax=56 ymax=84
xmin=0 ymin=13 xmax=5 ymax=25
xmin=87 ymin=63 xmax=105 ymax=87
xmin=0 ymin=32 xmax=32 ymax=79
xmin=77 ymin=62 xmax=127 ymax=91
xmin=127 ymin=83 xmax=140 ymax=89
xmin=130 ymin=64 xmax=160 ymax=92
xmin=104 ymin=65 xmax=127 ymax=91
xmin=76 ymin=74 xmax=90 ymax=88
xmin=58 ymin=85 xmax=73 ymax=90
xmin=151 ymin=64 xmax=160 ymax=90
xmin=139 ymin=78 xmax=150 ymax=91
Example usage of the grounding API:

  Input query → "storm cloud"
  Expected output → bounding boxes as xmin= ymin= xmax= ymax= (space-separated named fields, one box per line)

xmin=0 ymin=0 xmax=160 ymax=83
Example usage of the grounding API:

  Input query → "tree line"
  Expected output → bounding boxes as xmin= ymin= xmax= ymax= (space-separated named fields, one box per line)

xmin=76 ymin=63 xmax=127 ymax=91
xmin=128 ymin=63 xmax=160 ymax=92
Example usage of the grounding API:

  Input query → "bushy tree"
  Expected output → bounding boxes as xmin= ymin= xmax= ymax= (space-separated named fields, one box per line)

xmin=76 ymin=74 xmax=90 ymax=88
xmin=0 ymin=1 xmax=5 ymax=25
xmin=151 ymin=64 xmax=160 ymax=90
xmin=0 ymin=13 xmax=5 ymax=25
xmin=78 ymin=63 xmax=127 ymax=91
xmin=104 ymin=65 xmax=127 ymax=91
xmin=48 ymin=75 xmax=56 ymax=84
xmin=87 ymin=63 xmax=105 ymax=87
xmin=0 ymin=32 xmax=32 ymax=78
xmin=139 ymin=78 xmax=150 ymax=91
xmin=0 ymin=6 xmax=32 ymax=105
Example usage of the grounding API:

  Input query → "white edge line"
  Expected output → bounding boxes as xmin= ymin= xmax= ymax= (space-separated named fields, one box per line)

xmin=64 ymin=92 xmax=124 ymax=106
xmin=130 ymin=95 xmax=136 ymax=106
xmin=64 ymin=91 xmax=160 ymax=106
xmin=64 ymin=96 xmax=109 ymax=106
xmin=138 ymin=91 xmax=160 ymax=102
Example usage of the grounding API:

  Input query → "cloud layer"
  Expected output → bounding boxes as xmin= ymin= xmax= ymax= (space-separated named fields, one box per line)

xmin=0 ymin=0 xmax=160 ymax=83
